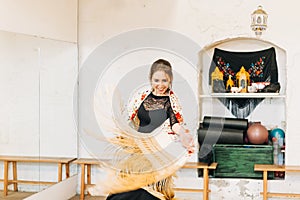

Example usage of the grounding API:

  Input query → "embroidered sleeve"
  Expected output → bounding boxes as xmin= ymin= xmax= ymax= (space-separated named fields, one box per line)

xmin=169 ymin=90 xmax=184 ymax=124
xmin=168 ymin=104 xmax=178 ymax=127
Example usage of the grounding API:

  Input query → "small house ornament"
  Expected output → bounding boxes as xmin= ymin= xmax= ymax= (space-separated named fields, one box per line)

xmin=211 ymin=67 xmax=225 ymax=93
xmin=236 ymin=66 xmax=250 ymax=93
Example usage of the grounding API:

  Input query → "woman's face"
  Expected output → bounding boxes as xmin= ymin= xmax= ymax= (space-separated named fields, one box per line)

xmin=151 ymin=70 xmax=170 ymax=96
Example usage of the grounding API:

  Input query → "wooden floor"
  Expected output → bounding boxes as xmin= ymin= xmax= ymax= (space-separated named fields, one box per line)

xmin=0 ymin=192 xmax=105 ymax=200
xmin=0 ymin=191 xmax=201 ymax=200
xmin=0 ymin=191 xmax=34 ymax=200
xmin=69 ymin=193 xmax=201 ymax=200
xmin=69 ymin=195 xmax=106 ymax=200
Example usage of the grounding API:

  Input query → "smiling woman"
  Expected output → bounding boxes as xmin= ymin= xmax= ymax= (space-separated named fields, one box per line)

xmin=77 ymin=28 xmax=200 ymax=200
xmin=129 ymin=59 xmax=193 ymax=149
xmin=91 ymin=59 xmax=194 ymax=200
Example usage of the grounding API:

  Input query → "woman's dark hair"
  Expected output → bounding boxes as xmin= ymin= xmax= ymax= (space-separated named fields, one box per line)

xmin=149 ymin=59 xmax=173 ymax=84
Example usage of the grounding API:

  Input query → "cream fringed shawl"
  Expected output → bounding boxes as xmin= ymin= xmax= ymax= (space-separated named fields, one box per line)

xmin=88 ymin=87 xmax=192 ymax=199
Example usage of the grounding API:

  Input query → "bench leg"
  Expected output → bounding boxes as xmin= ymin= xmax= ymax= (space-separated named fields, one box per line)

xmin=80 ymin=164 xmax=86 ymax=200
xmin=263 ymin=170 xmax=268 ymax=200
xmin=65 ymin=163 xmax=70 ymax=178
xmin=203 ymin=168 xmax=209 ymax=200
xmin=12 ymin=161 xmax=18 ymax=191
xmin=3 ymin=161 xmax=9 ymax=196
xmin=58 ymin=163 xmax=63 ymax=182
xmin=87 ymin=164 xmax=91 ymax=185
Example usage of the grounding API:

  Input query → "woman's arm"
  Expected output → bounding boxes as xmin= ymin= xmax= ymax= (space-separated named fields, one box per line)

xmin=172 ymin=123 xmax=194 ymax=153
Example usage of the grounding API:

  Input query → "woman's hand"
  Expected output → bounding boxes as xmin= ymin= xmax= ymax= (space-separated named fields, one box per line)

xmin=172 ymin=124 xmax=195 ymax=153
xmin=179 ymin=129 xmax=195 ymax=153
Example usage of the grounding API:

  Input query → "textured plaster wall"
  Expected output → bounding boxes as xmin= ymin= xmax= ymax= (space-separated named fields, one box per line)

xmin=0 ymin=0 xmax=300 ymax=198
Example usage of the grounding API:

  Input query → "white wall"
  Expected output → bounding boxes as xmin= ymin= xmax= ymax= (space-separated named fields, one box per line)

xmin=0 ymin=0 xmax=77 ymax=42
xmin=0 ymin=31 xmax=78 ymax=157
xmin=1 ymin=0 xmax=300 ymax=198
xmin=0 ymin=0 xmax=78 ymax=192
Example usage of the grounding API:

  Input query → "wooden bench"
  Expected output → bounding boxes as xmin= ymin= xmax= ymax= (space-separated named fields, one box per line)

xmin=254 ymin=164 xmax=300 ymax=200
xmin=174 ymin=162 xmax=218 ymax=200
xmin=74 ymin=159 xmax=217 ymax=200
xmin=0 ymin=155 xmax=76 ymax=196
xmin=73 ymin=158 xmax=101 ymax=200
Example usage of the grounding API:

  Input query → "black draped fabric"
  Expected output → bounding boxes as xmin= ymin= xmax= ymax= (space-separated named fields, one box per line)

xmin=209 ymin=47 xmax=278 ymax=118
xmin=209 ymin=47 xmax=278 ymax=84
xmin=106 ymin=188 xmax=160 ymax=200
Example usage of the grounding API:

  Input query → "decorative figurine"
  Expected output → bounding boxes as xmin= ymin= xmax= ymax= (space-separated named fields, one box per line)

xmin=236 ymin=66 xmax=250 ymax=93
xmin=226 ymin=75 xmax=234 ymax=92
xmin=211 ymin=67 xmax=225 ymax=93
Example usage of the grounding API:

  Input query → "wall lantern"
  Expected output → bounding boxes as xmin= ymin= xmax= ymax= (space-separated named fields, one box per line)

xmin=251 ymin=5 xmax=268 ymax=37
